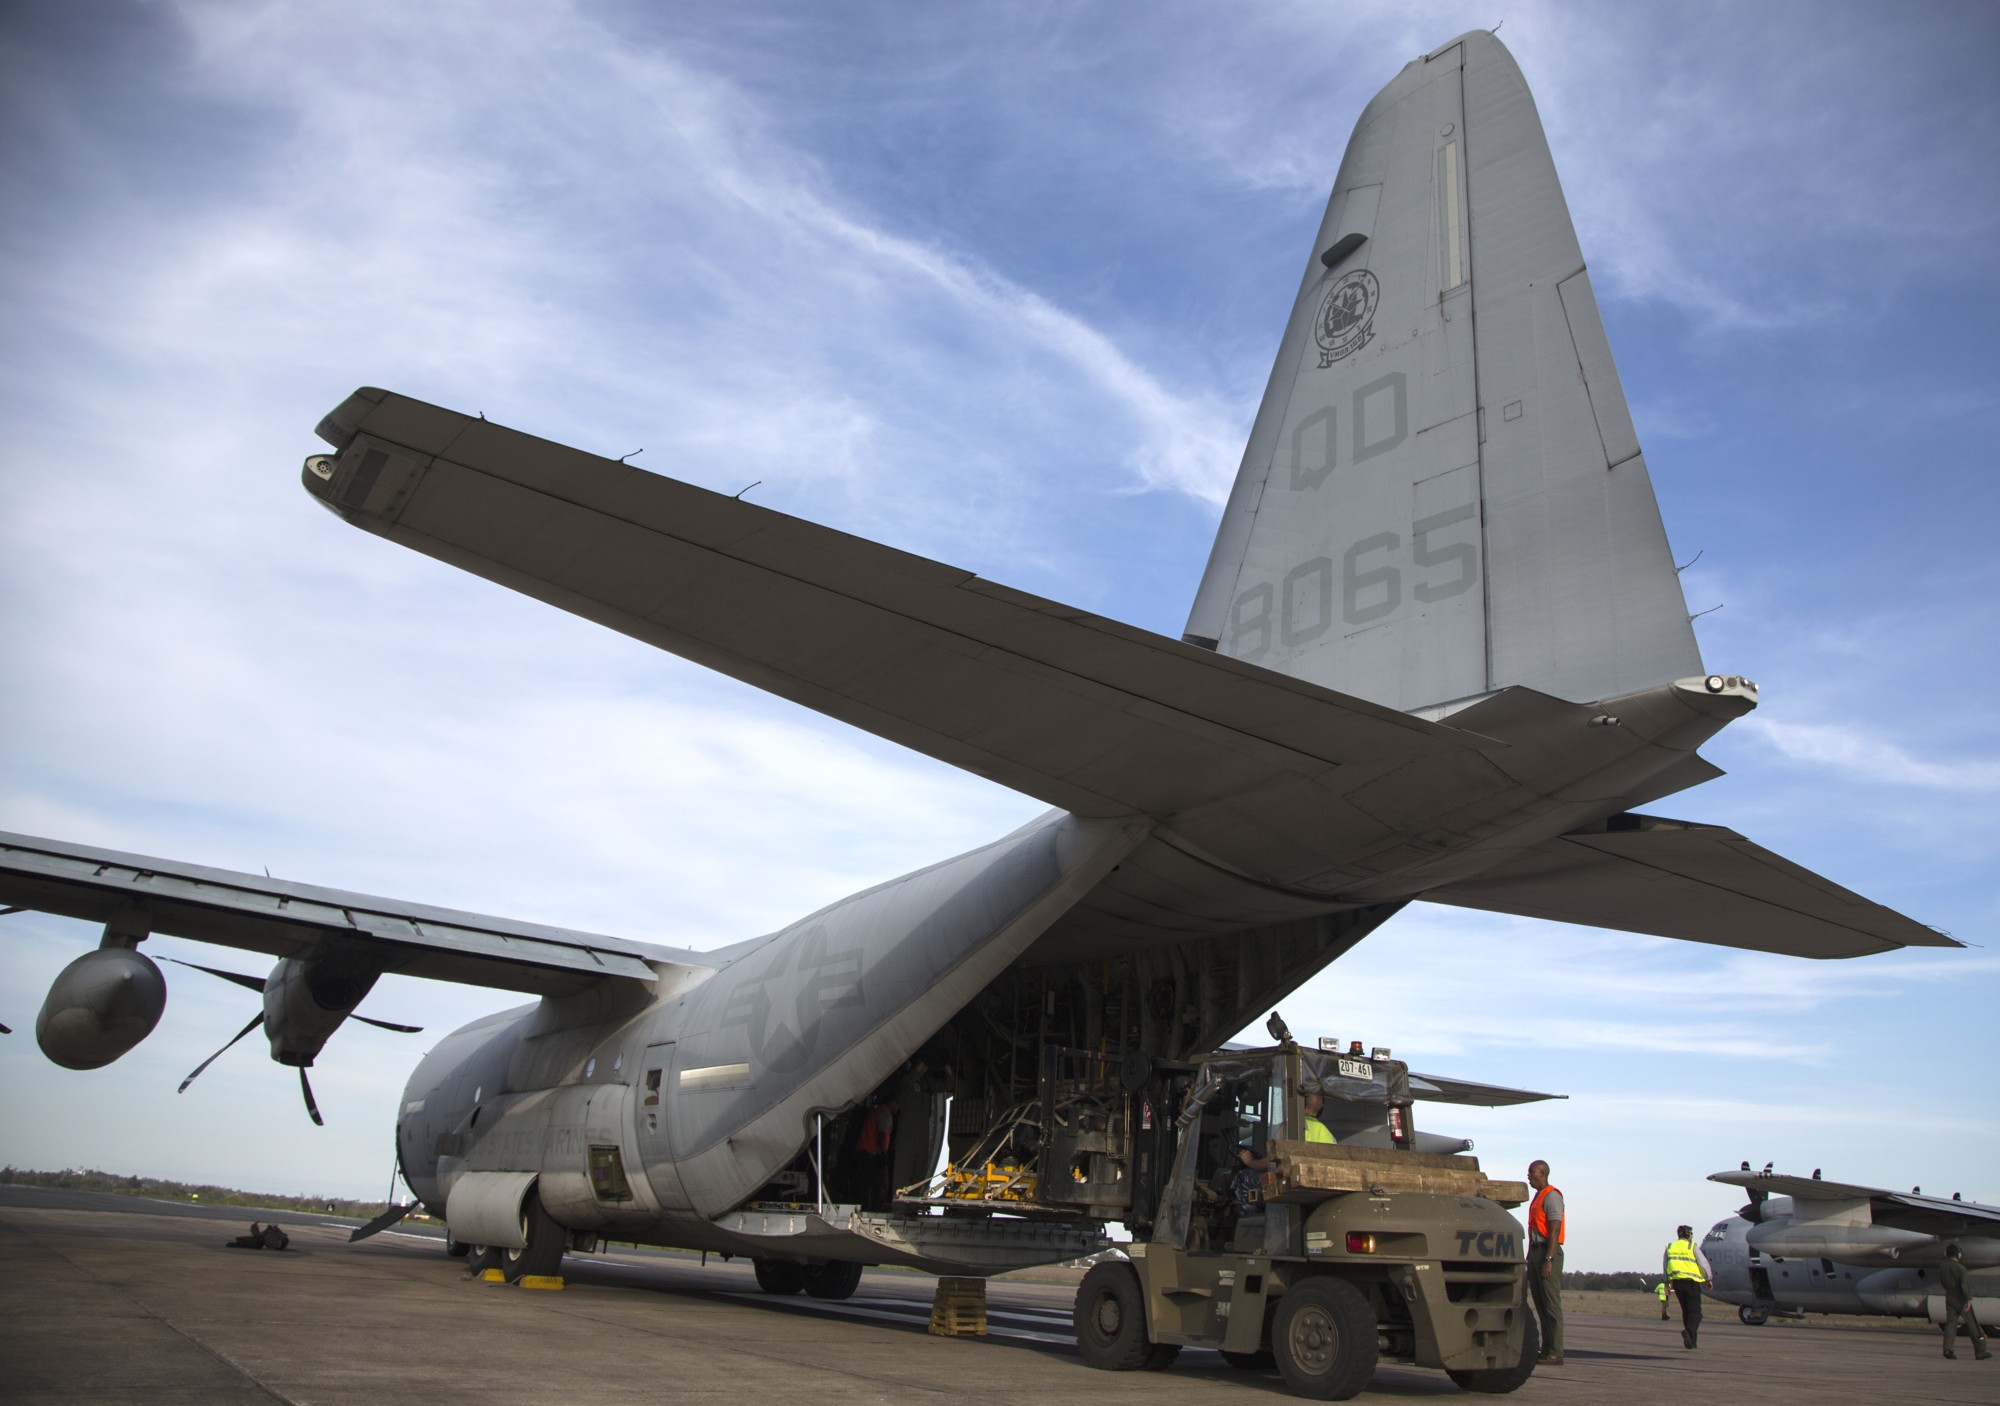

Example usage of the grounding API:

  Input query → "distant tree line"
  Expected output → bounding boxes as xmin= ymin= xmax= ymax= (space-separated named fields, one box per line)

xmin=1 ymin=1165 xmax=393 ymax=1220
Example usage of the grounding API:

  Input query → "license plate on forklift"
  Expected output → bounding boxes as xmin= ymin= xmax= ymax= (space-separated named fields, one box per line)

xmin=1337 ymin=1058 xmax=1372 ymax=1079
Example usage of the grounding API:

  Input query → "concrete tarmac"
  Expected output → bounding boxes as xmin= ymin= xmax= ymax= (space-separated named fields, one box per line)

xmin=2 ymin=1187 xmax=1992 ymax=1405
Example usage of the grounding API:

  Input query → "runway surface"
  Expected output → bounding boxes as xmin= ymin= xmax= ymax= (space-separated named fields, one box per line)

xmin=3 ymin=1185 xmax=1991 ymax=1404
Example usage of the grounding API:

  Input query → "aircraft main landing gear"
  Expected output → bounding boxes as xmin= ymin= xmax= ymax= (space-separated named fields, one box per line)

xmin=1738 ymin=1305 xmax=1769 ymax=1326
xmin=753 ymin=1258 xmax=806 ymax=1294
xmin=498 ymin=1188 xmax=566 ymax=1283
xmin=463 ymin=1243 xmax=500 ymax=1274
xmin=801 ymin=1260 xmax=864 ymax=1300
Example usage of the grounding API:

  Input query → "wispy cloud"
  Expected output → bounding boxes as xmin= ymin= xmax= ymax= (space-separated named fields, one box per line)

xmin=1739 ymin=718 xmax=2000 ymax=794
xmin=1580 ymin=1095 xmax=1991 ymax=1138
xmin=1490 ymin=3 xmax=2000 ymax=332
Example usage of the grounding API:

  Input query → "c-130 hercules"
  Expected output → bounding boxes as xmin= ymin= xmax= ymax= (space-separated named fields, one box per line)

xmin=1 ymin=30 xmax=1952 ymax=1288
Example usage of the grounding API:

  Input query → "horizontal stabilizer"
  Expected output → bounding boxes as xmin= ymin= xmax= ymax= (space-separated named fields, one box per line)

xmin=1424 ymin=813 xmax=1955 ymax=958
xmin=1408 ymin=1071 xmax=1564 ymax=1107
xmin=304 ymin=390 xmax=1486 ymax=837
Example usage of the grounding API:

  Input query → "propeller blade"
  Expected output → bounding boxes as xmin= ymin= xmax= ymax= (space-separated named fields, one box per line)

xmin=349 ymin=1202 xmax=417 ymax=1243
xmin=178 ymin=1013 xmax=265 ymax=1093
xmin=300 ymin=1067 xmax=324 ymax=1126
xmin=163 ymin=956 xmax=268 ymax=993
xmin=0 ymin=1020 xmax=11 ymax=1034
xmin=0 ymin=905 xmax=25 ymax=915
xmin=353 ymin=1014 xmax=424 ymax=1034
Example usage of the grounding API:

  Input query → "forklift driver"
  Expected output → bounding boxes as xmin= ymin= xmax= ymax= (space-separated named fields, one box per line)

xmin=1226 ymin=1082 xmax=1272 ymax=1215
xmin=1234 ymin=1074 xmax=1336 ymax=1201
xmin=1232 ymin=1138 xmax=1271 ymax=1211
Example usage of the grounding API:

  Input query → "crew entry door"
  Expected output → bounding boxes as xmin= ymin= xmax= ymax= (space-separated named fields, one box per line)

xmin=634 ymin=1042 xmax=692 ymax=1211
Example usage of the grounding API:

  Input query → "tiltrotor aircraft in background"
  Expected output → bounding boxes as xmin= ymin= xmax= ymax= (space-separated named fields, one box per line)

xmin=0 ymin=30 xmax=1952 ymax=1288
xmin=1704 ymin=1167 xmax=2000 ymax=1327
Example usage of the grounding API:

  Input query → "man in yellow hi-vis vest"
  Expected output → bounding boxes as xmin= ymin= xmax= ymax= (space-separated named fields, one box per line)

xmin=1655 ymin=1281 xmax=1670 ymax=1319
xmin=1662 ymin=1224 xmax=1714 ymax=1349
xmin=1301 ymin=1082 xmax=1336 ymax=1143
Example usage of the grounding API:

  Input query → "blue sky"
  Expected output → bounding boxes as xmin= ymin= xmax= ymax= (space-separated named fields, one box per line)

xmin=2 ymin=0 xmax=1995 ymax=1272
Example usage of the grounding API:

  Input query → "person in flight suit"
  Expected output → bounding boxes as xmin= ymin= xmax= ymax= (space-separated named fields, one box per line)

xmin=1940 ymin=1243 xmax=1992 ymax=1361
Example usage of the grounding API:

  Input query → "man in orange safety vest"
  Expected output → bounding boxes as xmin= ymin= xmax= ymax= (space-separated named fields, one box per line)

xmin=1527 ymin=1159 xmax=1564 ymax=1366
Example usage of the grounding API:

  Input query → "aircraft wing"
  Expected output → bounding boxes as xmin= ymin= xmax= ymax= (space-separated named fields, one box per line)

xmin=1422 ymin=813 xmax=1953 ymax=958
xmin=1407 ymin=1071 xmax=1564 ymax=1107
xmin=1710 ymin=1170 xmax=2000 ymax=1235
xmin=302 ymin=390 xmax=1488 ymax=842
xmin=1710 ymin=1170 xmax=1901 ymax=1202
xmin=0 ymin=831 xmax=702 ymax=995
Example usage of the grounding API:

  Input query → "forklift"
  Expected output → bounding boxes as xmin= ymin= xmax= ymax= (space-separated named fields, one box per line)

xmin=1071 ymin=1041 xmax=1539 ymax=1399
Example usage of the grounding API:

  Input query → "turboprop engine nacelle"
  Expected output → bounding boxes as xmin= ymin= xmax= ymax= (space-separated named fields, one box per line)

xmin=1746 ymin=1220 xmax=1938 ymax=1266
xmin=36 ymin=946 xmax=168 ymax=1070
xmin=262 ymin=951 xmax=381 ymax=1067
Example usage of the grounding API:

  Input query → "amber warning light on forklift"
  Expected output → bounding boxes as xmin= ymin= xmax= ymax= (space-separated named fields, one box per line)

xmin=1346 ymin=1232 xmax=1377 ymax=1254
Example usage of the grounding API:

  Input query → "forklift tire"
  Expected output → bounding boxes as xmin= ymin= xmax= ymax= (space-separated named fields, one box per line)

xmin=1272 ymin=1276 xmax=1376 ymax=1400
xmin=1075 ymin=1262 xmax=1179 ymax=1371
xmin=753 ymin=1258 xmax=806 ymax=1295
xmin=1445 ymin=1305 xmax=1538 ymax=1394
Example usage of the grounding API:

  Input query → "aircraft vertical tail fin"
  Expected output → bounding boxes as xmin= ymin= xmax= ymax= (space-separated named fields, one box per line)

xmin=1184 ymin=31 xmax=1702 ymax=714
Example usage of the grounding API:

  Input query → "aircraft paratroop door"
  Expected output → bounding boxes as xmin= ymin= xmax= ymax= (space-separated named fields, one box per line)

xmin=634 ymin=1041 xmax=693 ymax=1211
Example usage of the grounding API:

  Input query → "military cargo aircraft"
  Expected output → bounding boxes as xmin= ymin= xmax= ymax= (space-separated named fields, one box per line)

xmin=0 ymin=30 xmax=1953 ymax=1288
xmin=1704 ymin=1167 xmax=2000 ymax=1327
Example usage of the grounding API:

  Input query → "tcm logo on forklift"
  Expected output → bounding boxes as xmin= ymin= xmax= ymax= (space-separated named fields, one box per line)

xmin=1455 ymin=1228 xmax=1519 ymax=1258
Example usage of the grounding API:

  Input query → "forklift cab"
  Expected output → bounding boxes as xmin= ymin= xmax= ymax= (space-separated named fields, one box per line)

xmin=1153 ymin=1044 xmax=1414 ymax=1256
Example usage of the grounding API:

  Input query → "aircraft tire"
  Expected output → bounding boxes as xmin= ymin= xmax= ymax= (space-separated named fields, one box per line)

xmin=753 ymin=1258 xmax=807 ymax=1294
xmin=499 ymin=1189 xmax=565 ymax=1283
xmin=801 ymin=1260 xmax=865 ymax=1300
xmin=444 ymin=1229 xmax=472 ymax=1258
xmin=1074 ymin=1261 xmax=1177 ymax=1371
xmin=1272 ymin=1275 xmax=1376 ymax=1401
xmin=1738 ymin=1305 xmax=1769 ymax=1327
xmin=1445 ymin=1307 xmax=1539 ymax=1394
xmin=463 ymin=1244 xmax=500 ymax=1274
